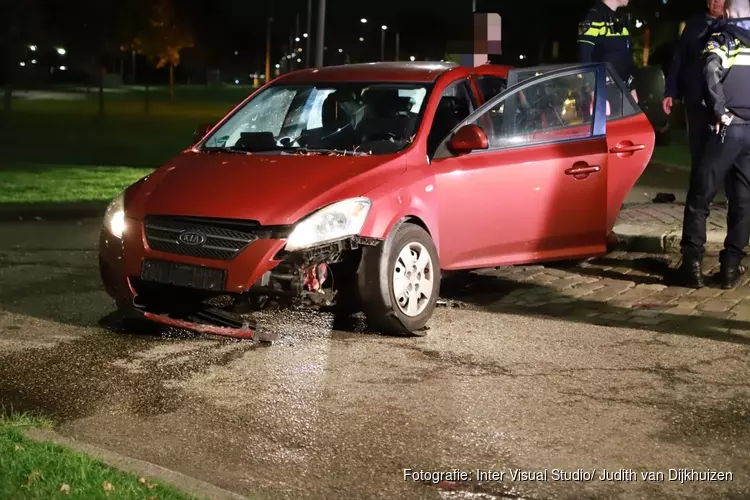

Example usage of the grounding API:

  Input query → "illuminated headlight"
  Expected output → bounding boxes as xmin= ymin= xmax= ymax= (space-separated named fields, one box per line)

xmin=103 ymin=191 xmax=126 ymax=238
xmin=285 ymin=198 xmax=371 ymax=251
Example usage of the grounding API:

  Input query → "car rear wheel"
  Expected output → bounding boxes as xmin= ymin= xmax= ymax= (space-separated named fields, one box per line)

xmin=357 ymin=223 xmax=440 ymax=336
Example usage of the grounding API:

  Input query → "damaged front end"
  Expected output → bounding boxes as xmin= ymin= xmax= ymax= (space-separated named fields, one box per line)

xmin=129 ymin=236 xmax=382 ymax=340
xmin=242 ymin=235 xmax=382 ymax=309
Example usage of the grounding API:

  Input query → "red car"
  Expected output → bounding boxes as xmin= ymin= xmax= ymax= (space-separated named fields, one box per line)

xmin=99 ymin=61 xmax=654 ymax=340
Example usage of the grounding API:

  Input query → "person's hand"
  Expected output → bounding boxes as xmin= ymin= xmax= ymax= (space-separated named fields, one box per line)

xmin=714 ymin=113 xmax=734 ymax=133
xmin=662 ymin=97 xmax=673 ymax=115
xmin=631 ymin=89 xmax=639 ymax=103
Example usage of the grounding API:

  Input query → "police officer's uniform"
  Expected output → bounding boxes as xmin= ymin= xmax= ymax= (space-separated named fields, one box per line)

xmin=664 ymin=12 xmax=719 ymax=171
xmin=679 ymin=18 xmax=750 ymax=289
xmin=577 ymin=0 xmax=636 ymax=108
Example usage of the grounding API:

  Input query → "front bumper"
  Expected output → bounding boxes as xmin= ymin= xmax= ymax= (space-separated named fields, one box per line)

xmin=99 ymin=217 xmax=287 ymax=339
xmin=99 ymin=217 xmax=380 ymax=339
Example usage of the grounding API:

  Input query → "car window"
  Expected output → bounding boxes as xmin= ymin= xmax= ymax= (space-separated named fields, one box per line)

xmin=475 ymin=76 xmax=507 ymax=102
xmin=202 ymin=82 xmax=430 ymax=155
xmin=467 ymin=70 xmax=597 ymax=149
xmin=605 ymin=68 xmax=639 ymax=120
xmin=427 ymin=79 xmax=476 ymax=157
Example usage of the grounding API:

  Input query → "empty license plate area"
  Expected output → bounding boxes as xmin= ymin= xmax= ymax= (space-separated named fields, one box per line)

xmin=140 ymin=259 xmax=226 ymax=291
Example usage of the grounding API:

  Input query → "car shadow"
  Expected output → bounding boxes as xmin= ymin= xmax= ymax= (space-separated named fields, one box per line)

xmin=439 ymin=257 xmax=750 ymax=347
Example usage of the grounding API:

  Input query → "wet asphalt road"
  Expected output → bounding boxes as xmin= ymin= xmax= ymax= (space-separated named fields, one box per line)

xmin=1 ymin=219 xmax=750 ymax=500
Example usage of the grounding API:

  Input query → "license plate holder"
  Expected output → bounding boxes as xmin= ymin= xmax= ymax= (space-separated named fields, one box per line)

xmin=140 ymin=259 xmax=226 ymax=291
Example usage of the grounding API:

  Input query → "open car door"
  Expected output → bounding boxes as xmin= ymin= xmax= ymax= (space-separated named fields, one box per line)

xmin=507 ymin=63 xmax=655 ymax=231
xmin=431 ymin=63 xmax=615 ymax=270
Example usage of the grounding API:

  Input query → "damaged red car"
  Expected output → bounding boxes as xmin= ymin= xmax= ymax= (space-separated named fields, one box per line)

xmin=99 ymin=61 xmax=654 ymax=339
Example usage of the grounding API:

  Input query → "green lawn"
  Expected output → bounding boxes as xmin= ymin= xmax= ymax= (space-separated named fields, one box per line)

xmin=651 ymin=132 xmax=690 ymax=167
xmin=0 ymin=411 xmax=195 ymax=500
xmin=0 ymin=92 xmax=241 ymax=168
xmin=0 ymin=165 xmax=153 ymax=204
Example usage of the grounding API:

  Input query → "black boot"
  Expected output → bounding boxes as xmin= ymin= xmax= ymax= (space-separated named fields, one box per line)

xmin=676 ymin=257 xmax=705 ymax=288
xmin=719 ymin=263 xmax=747 ymax=289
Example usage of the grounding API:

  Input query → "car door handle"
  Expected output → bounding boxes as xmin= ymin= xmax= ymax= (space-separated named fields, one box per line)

xmin=610 ymin=144 xmax=646 ymax=153
xmin=565 ymin=165 xmax=600 ymax=176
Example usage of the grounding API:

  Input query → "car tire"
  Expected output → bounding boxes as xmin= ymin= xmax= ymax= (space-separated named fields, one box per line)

xmin=357 ymin=222 xmax=441 ymax=336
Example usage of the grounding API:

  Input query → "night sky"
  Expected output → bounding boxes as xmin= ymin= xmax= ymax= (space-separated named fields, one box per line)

xmin=3 ymin=0 xmax=711 ymax=80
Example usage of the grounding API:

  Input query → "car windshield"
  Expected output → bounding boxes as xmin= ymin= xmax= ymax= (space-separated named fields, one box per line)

xmin=202 ymin=82 xmax=430 ymax=155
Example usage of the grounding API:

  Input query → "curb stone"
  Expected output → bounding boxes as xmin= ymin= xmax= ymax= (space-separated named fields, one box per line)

xmin=613 ymin=224 xmax=728 ymax=254
xmin=23 ymin=428 xmax=248 ymax=500
xmin=0 ymin=202 xmax=107 ymax=222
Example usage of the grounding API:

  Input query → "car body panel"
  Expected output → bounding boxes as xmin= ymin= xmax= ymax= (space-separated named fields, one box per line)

xmin=433 ymin=137 xmax=609 ymax=269
xmin=125 ymin=151 xmax=407 ymax=226
xmin=604 ymin=113 xmax=655 ymax=231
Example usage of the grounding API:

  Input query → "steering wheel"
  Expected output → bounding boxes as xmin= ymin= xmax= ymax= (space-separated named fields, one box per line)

xmin=277 ymin=136 xmax=302 ymax=148
xmin=362 ymin=131 xmax=399 ymax=142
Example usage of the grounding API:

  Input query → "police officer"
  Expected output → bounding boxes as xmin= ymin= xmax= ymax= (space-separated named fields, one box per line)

xmin=577 ymin=0 xmax=638 ymax=104
xmin=663 ymin=0 xmax=726 ymax=172
xmin=678 ymin=0 xmax=750 ymax=289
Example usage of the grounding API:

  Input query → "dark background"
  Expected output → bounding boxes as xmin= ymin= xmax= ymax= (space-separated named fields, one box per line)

xmin=0 ymin=0 xmax=709 ymax=86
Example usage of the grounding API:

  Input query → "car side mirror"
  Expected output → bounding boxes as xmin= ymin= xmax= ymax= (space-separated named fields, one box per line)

xmin=449 ymin=124 xmax=489 ymax=155
xmin=193 ymin=123 xmax=214 ymax=144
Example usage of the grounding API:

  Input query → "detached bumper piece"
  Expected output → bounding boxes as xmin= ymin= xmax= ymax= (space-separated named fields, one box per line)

xmin=131 ymin=261 xmax=274 ymax=340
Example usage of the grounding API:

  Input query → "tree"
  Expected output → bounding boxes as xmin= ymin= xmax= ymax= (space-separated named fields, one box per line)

xmin=131 ymin=0 xmax=193 ymax=100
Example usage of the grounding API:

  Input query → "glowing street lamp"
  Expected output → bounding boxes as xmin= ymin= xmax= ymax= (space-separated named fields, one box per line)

xmin=380 ymin=25 xmax=388 ymax=60
xmin=303 ymin=33 xmax=308 ymax=38
xmin=29 ymin=45 xmax=37 ymax=51
xmin=359 ymin=37 xmax=364 ymax=42
xmin=56 ymin=47 xmax=66 ymax=55
xmin=338 ymin=48 xmax=343 ymax=53
xmin=295 ymin=37 xmax=300 ymax=42
xmin=409 ymin=55 xmax=415 ymax=61
xmin=360 ymin=18 xmax=367 ymax=23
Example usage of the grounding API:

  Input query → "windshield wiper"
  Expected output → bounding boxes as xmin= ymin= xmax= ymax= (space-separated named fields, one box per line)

xmin=201 ymin=146 xmax=252 ymax=154
xmin=291 ymin=147 xmax=369 ymax=156
xmin=201 ymin=146 xmax=368 ymax=156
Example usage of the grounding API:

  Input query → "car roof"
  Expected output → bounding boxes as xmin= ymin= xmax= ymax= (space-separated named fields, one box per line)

xmin=275 ymin=61 xmax=461 ymax=84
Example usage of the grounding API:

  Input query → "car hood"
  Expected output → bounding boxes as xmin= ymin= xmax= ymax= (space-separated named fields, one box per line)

xmin=126 ymin=151 xmax=406 ymax=225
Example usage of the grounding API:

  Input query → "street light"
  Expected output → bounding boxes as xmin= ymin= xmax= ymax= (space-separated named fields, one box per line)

xmin=409 ymin=55 xmax=415 ymax=61
xmin=19 ymin=62 xmax=26 ymax=67
xmin=360 ymin=18 xmax=367 ymax=23
xmin=295 ymin=37 xmax=300 ymax=42
xmin=29 ymin=45 xmax=37 ymax=51
xmin=381 ymin=25 xmax=387 ymax=60
xmin=59 ymin=66 xmax=67 ymax=71
xmin=298 ymin=47 xmax=303 ymax=52
xmin=303 ymin=33 xmax=308 ymax=38
xmin=338 ymin=48 xmax=343 ymax=53
xmin=56 ymin=47 xmax=66 ymax=55
xmin=359 ymin=37 xmax=364 ymax=42
xmin=275 ymin=63 xmax=280 ymax=68
xmin=297 ymin=58 xmax=302 ymax=63
xmin=31 ymin=59 xmax=37 ymax=64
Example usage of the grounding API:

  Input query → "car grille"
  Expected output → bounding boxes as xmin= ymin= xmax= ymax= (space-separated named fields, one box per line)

xmin=144 ymin=215 xmax=260 ymax=261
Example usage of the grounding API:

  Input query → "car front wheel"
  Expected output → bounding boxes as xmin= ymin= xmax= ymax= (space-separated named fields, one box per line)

xmin=357 ymin=223 xmax=441 ymax=336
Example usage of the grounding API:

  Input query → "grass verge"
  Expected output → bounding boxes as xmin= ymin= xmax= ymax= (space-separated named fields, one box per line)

xmin=0 ymin=410 xmax=196 ymax=499
xmin=651 ymin=132 xmax=690 ymax=168
xmin=0 ymin=165 xmax=154 ymax=204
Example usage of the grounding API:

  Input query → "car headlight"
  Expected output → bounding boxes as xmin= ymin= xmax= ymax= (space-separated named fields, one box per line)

xmin=103 ymin=191 xmax=126 ymax=239
xmin=285 ymin=198 xmax=371 ymax=251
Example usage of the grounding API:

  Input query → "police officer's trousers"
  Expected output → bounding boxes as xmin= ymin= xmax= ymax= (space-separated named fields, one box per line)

xmin=681 ymin=122 xmax=750 ymax=266
xmin=684 ymin=102 xmax=714 ymax=170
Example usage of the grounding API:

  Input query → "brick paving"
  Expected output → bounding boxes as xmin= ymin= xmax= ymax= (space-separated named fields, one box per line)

xmin=617 ymin=202 xmax=728 ymax=232
xmin=439 ymin=250 xmax=750 ymax=338
xmin=614 ymin=202 xmax=731 ymax=253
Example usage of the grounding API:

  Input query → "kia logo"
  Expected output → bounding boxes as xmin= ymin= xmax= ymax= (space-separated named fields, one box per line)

xmin=178 ymin=231 xmax=206 ymax=246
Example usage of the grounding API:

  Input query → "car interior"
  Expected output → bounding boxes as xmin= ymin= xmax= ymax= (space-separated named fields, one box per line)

xmin=427 ymin=83 xmax=474 ymax=157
